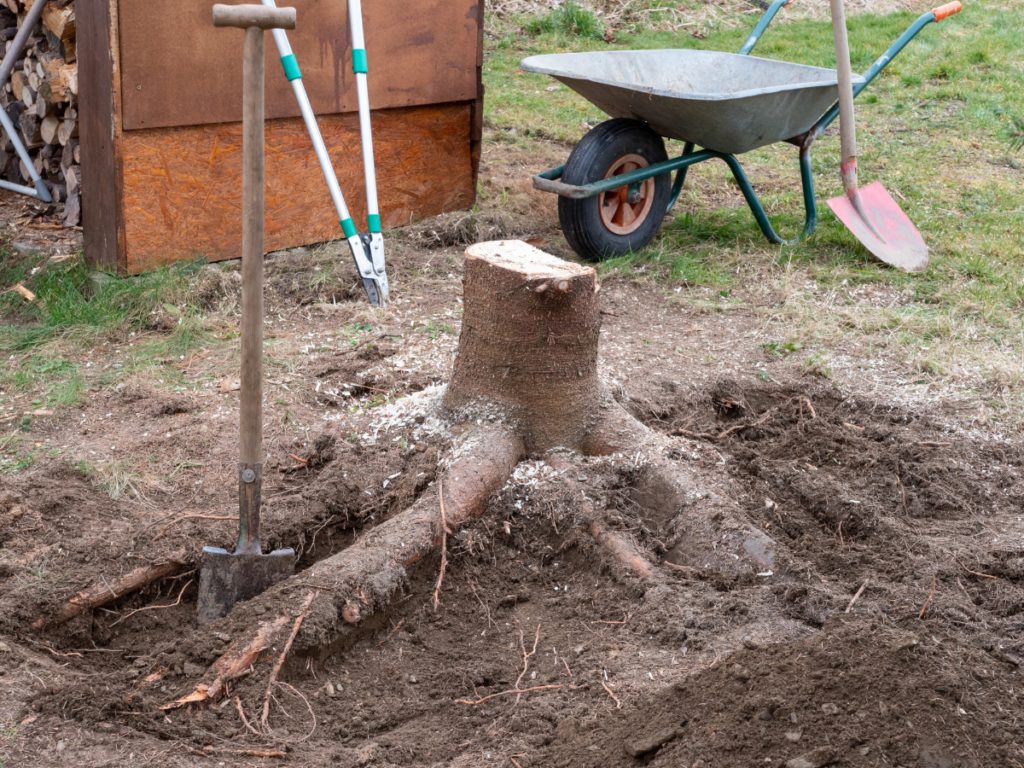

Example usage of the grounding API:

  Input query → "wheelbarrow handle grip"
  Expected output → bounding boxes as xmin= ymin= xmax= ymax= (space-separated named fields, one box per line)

xmin=932 ymin=1 xmax=962 ymax=21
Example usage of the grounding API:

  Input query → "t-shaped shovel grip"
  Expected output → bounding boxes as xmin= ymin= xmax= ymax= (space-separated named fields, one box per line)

xmin=212 ymin=3 xmax=296 ymax=29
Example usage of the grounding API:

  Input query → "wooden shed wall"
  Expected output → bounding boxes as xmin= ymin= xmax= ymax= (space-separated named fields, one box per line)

xmin=121 ymin=104 xmax=473 ymax=273
xmin=82 ymin=0 xmax=484 ymax=275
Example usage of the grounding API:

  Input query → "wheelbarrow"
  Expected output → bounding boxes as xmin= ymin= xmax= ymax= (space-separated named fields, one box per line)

xmin=523 ymin=0 xmax=963 ymax=262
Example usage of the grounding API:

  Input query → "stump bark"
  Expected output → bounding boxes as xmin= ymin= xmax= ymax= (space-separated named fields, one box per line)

xmin=442 ymin=240 xmax=603 ymax=453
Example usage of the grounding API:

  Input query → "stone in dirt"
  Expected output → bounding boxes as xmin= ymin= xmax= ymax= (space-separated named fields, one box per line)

xmin=624 ymin=727 xmax=681 ymax=757
xmin=785 ymin=747 xmax=837 ymax=768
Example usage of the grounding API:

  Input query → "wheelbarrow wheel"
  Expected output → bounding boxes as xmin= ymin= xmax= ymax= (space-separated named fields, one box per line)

xmin=559 ymin=118 xmax=671 ymax=262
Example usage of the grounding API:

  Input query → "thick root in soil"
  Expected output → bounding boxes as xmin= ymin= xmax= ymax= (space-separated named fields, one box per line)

xmin=149 ymin=241 xmax=777 ymax=706
xmin=32 ymin=549 xmax=188 ymax=630
xmin=166 ymin=425 xmax=523 ymax=708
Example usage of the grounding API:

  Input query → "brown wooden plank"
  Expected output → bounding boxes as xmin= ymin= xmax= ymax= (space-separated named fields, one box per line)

xmin=80 ymin=0 xmax=126 ymax=272
xmin=470 ymin=0 xmax=484 ymax=188
xmin=118 ymin=0 xmax=480 ymax=131
xmin=122 ymin=102 xmax=474 ymax=274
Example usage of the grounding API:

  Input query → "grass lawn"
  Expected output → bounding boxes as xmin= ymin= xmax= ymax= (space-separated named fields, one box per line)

xmin=0 ymin=0 xmax=1022 ymax=437
xmin=483 ymin=0 xmax=1024 ymax=416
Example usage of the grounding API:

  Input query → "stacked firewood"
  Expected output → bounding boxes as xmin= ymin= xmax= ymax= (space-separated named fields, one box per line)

xmin=0 ymin=0 xmax=79 ymax=227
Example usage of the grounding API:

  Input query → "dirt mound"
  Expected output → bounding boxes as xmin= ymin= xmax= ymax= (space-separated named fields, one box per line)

xmin=4 ymin=378 xmax=1024 ymax=766
xmin=539 ymin=619 xmax=1017 ymax=768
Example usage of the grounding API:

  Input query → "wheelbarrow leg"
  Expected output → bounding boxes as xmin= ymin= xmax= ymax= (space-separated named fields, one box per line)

xmin=718 ymin=153 xmax=794 ymax=245
xmin=799 ymin=141 xmax=818 ymax=241
xmin=666 ymin=142 xmax=695 ymax=214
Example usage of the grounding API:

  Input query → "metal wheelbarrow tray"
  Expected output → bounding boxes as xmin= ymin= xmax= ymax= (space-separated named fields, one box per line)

xmin=524 ymin=0 xmax=963 ymax=262
xmin=521 ymin=50 xmax=864 ymax=156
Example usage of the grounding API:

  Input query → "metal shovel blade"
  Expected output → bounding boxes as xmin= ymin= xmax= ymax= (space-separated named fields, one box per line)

xmin=196 ymin=546 xmax=295 ymax=625
xmin=827 ymin=183 xmax=929 ymax=273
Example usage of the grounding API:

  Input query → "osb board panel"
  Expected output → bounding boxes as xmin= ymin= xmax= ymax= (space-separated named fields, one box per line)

xmin=121 ymin=103 xmax=473 ymax=274
xmin=118 ymin=0 xmax=481 ymax=131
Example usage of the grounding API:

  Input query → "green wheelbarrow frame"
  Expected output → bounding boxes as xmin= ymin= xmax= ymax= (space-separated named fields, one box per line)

xmin=532 ymin=0 xmax=962 ymax=245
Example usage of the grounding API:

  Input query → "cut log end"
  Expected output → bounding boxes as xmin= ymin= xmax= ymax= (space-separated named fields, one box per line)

xmin=465 ymin=240 xmax=595 ymax=282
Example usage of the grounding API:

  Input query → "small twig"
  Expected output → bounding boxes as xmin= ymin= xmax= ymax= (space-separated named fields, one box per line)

xmin=671 ymin=410 xmax=772 ymax=441
xmin=919 ymin=573 xmax=937 ymax=619
xmin=110 ymin=580 xmax=193 ymax=626
xmin=261 ymin=592 xmax=315 ymax=731
xmin=843 ymin=422 xmax=864 ymax=431
xmin=837 ymin=519 xmax=844 ymax=550
xmin=514 ymin=624 xmax=542 ymax=698
xmin=378 ymin=618 xmax=405 ymax=646
xmin=236 ymin=696 xmax=259 ymax=735
xmin=601 ymin=680 xmax=621 ymax=709
xmin=560 ymin=657 xmax=573 ymax=679
xmin=510 ymin=758 xmax=525 ymax=768
xmin=918 ymin=441 xmax=952 ymax=447
xmin=663 ymin=562 xmax=702 ymax=575
xmin=288 ymin=453 xmax=308 ymax=464
xmin=40 ymin=646 xmax=82 ymax=658
xmin=954 ymin=556 xmax=998 ymax=580
xmin=100 ymin=575 xmax=118 ymax=600
xmin=896 ymin=474 xmax=909 ymax=516
xmin=589 ymin=615 xmax=631 ymax=625
xmin=455 ymin=684 xmax=570 ymax=705
xmin=276 ymin=681 xmax=317 ymax=742
xmin=433 ymin=477 xmax=450 ymax=610
xmin=157 ymin=515 xmax=238 ymax=538
xmin=469 ymin=579 xmax=496 ymax=629
xmin=845 ymin=582 xmax=867 ymax=613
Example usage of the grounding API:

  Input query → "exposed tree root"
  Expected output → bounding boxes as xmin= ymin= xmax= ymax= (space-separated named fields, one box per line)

xmin=32 ymin=549 xmax=188 ymax=630
xmin=546 ymin=454 xmax=658 ymax=581
xmin=262 ymin=592 xmax=315 ymax=731
xmin=168 ymin=426 xmax=523 ymax=707
xmin=164 ymin=613 xmax=290 ymax=708
xmin=155 ymin=241 xmax=779 ymax=707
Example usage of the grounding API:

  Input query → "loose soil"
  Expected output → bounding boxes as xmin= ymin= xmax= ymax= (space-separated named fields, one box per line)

xmin=1 ymin=141 xmax=1023 ymax=767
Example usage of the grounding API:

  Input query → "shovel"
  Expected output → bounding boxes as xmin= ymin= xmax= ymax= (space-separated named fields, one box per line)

xmin=197 ymin=4 xmax=298 ymax=625
xmin=826 ymin=0 xmax=928 ymax=272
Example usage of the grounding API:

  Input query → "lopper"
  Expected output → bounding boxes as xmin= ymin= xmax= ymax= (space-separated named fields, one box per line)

xmin=260 ymin=0 xmax=388 ymax=306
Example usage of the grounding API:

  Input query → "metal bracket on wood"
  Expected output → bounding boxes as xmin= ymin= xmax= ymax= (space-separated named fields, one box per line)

xmin=0 ymin=0 xmax=53 ymax=203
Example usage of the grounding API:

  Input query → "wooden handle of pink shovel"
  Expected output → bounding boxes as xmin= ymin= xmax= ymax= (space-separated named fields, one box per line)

xmin=829 ymin=0 xmax=859 ymax=199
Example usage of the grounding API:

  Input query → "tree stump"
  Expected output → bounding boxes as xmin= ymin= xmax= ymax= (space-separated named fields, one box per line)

xmin=142 ymin=241 xmax=778 ymax=709
xmin=443 ymin=240 xmax=603 ymax=453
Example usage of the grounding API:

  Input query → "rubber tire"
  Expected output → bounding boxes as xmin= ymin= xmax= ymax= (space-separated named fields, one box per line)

xmin=558 ymin=118 xmax=671 ymax=262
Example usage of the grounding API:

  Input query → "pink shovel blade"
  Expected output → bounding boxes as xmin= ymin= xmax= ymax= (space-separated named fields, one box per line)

xmin=827 ymin=181 xmax=928 ymax=272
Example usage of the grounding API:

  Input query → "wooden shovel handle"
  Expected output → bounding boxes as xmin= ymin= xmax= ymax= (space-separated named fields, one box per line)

xmin=212 ymin=4 xmax=296 ymax=30
xmin=829 ymin=0 xmax=858 ymax=196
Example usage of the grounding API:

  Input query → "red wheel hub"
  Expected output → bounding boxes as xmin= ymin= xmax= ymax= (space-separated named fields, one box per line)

xmin=598 ymin=153 xmax=654 ymax=236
